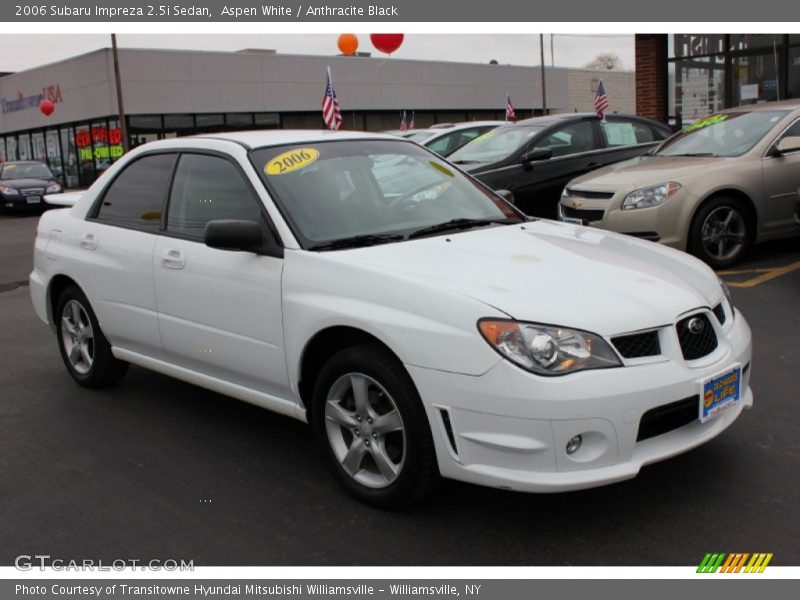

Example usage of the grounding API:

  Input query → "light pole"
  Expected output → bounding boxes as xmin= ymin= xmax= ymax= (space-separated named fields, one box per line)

xmin=111 ymin=34 xmax=129 ymax=153
xmin=539 ymin=34 xmax=547 ymax=115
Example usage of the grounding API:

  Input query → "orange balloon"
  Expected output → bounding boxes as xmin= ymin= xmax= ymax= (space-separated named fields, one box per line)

xmin=338 ymin=33 xmax=359 ymax=56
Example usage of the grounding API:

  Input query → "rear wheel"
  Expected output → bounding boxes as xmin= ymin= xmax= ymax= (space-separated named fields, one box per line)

xmin=689 ymin=197 xmax=750 ymax=269
xmin=55 ymin=285 xmax=128 ymax=388
xmin=311 ymin=343 xmax=439 ymax=508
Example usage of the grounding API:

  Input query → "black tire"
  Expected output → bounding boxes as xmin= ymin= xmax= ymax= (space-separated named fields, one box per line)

xmin=689 ymin=196 xmax=751 ymax=269
xmin=55 ymin=285 xmax=128 ymax=388
xmin=311 ymin=343 xmax=439 ymax=508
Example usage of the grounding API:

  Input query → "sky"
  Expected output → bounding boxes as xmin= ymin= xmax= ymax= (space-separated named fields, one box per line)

xmin=0 ymin=34 xmax=634 ymax=73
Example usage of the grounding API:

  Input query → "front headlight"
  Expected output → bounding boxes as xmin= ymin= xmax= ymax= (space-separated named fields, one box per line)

xmin=46 ymin=182 xmax=62 ymax=193
xmin=478 ymin=319 xmax=622 ymax=376
xmin=621 ymin=182 xmax=681 ymax=210
xmin=0 ymin=185 xmax=19 ymax=195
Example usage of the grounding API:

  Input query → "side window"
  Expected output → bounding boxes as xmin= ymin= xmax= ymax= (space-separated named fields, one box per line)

xmin=166 ymin=154 xmax=263 ymax=239
xmin=601 ymin=120 xmax=644 ymax=147
xmin=534 ymin=121 xmax=596 ymax=157
xmin=780 ymin=119 xmax=800 ymax=139
xmin=95 ymin=154 xmax=177 ymax=231
xmin=426 ymin=133 xmax=455 ymax=155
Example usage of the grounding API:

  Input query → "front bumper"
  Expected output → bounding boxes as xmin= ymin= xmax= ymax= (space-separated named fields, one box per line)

xmin=558 ymin=188 xmax=701 ymax=251
xmin=408 ymin=309 xmax=752 ymax=493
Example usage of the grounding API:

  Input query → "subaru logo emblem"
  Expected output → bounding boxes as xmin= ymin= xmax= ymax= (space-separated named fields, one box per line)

xmin=687 ymin=317 xmax=705 ymax=335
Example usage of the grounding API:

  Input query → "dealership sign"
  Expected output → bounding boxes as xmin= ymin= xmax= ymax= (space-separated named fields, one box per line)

xmin=1 ymin=84 xmax=63 ymax=114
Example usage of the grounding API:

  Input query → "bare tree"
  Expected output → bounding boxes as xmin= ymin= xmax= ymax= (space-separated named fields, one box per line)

xmin=585 ymin=53 xmax=622 ymax=70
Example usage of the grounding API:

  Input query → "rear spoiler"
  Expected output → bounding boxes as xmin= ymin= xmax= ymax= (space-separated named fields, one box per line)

xmin=44 ymin=192 xmax=82 ymax=207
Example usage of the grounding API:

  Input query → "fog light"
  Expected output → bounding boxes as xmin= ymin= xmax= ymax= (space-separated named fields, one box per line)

xmin=566 ymin=434 xmax=582 ymax=455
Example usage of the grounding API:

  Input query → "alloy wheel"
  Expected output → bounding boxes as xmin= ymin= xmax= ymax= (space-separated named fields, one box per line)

xmin=60 ymin=299 xmax=94 ymax=375
xmin=324 ymin=372 xmax=406 ymax=488
xmin=700 ymin=206 xmax=747 ymax=262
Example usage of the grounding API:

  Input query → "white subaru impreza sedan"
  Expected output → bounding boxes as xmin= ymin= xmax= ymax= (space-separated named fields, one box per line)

xmin=30 ymin=131 xmax=753 ymax=507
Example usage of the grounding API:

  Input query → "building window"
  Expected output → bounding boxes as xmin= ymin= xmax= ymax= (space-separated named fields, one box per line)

xmin=195 ymin=113 xmax=225 ymax=133
xmin=673 ymin=55 xmax=725 ymax=123
xmin=163 ymin=114 xmax=195 ymax=138
xmin=60 ymin=126 xmax=79 ymax=188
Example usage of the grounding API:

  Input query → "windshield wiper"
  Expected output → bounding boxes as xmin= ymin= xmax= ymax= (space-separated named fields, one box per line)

xmin=407 ymin=218 xmax=513 ymax=239
xmin=307 ymin=233 xmax=405 ymax=251
xmin=451 ymin=159 xmax=480 ymax=165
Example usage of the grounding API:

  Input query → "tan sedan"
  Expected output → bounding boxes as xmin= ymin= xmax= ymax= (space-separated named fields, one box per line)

xmin=558 ymin=100 xmax=800 ymax=267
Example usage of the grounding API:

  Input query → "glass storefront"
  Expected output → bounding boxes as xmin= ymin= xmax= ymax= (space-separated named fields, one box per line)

xmin=669 ymin=34 xmax=800 ymax=128
xmin=1 ymin=111 xmax=280 ymax=189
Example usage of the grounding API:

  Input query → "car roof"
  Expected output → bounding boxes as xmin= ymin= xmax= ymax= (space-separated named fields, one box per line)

xmin=1 ymin=160 xmax=46 ymax=166
xmin=513 ymin=112 xmax=661 ymax=127
xmin=198 ymin=129 xmax=400 ymax=149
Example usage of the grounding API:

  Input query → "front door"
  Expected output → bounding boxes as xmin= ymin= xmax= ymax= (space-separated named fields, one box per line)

xmin=761 ymin=119 xmax=800 ymax=234
xmin=153 ymin=152 xmax=289 ymax=399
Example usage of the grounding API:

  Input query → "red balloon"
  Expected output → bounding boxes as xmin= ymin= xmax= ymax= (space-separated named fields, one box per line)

xmin=370 ymin=34 xmax=404 ymax=55
xmin=39 ymin=99 xmax=54 ymax=116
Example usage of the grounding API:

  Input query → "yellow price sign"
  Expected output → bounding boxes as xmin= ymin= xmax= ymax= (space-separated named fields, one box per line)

xmin=265 ymin=148 xmax=320 ymax=176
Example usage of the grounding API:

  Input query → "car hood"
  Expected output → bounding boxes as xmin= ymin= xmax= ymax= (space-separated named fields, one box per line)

xmin=0 ymin=177 xmax=53 ymax=188
xmin=567 ymin=155 xmax=731 ymax=191
xmin=332 ymin=221 xmax=721 ymax=336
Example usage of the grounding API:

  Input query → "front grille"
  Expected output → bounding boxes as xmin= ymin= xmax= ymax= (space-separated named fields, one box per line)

xmin=564 ymin=188 xmax=614 ymax=199
xmin=676 ymin=313 xmax=718 ymax=360
xmin=20 ymin=188 xmax=44 ymax=196
xmin=560 ymin=205 xmax=605 ymax=222
xmin=712 ymin=302 xmax=726 ymax=325
xmin=637 ymin=396 xmax=698 ymax=442
xmin=612 ymin=330 xmax=661 ymax=358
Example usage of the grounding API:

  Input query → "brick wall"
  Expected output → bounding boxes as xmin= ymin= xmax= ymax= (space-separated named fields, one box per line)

xmin=552 ymin=69 xmax=636 ymax=115
xmin=635 ymin=34 xmax=668 ymax=123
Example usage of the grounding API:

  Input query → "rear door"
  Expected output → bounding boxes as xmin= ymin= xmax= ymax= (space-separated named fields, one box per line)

xmin=598 ymin=117 xmax=668 ymax=165
xmin=152 ymin=152 xmax=290 ymax=399
xmin=77 ymin=153 xmax=177 ymax=359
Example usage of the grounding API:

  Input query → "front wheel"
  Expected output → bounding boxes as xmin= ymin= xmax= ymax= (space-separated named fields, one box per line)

xmin=55 ymin=285 xmax=128 ymax=388
xmin=689 ymin=197 xmax=751 ymax=269
xmin=311 ymin=343 xmax=439 ymax=508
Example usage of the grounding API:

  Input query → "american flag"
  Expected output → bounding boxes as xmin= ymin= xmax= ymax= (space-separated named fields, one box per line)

xmin=505 ymin=93 xmax=516 ymax=122
xmin=594 ymin=80 xmax=609 ymax=120
xmin=409 ymin=111 xmax=415 ymax=129
xmin=321 ymin=67 xmax=342 ymax=131
xmin=399 ymin=110 xmax=408 ymax=131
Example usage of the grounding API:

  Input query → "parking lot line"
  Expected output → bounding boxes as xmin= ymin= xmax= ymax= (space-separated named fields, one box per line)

xmin=718 ymin=260 xmax=800 ymax=288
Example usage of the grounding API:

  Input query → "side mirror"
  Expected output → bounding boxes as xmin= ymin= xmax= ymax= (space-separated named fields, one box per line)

xmin=495 ymin=189 xmax=515 ymax=205
xmin=521 ymin=147 xmax=553 ymax=164
xmin=776 ymin=136 xmax=800 ymax=155
xmin=204 ymin=219 xmax=264 ymax=253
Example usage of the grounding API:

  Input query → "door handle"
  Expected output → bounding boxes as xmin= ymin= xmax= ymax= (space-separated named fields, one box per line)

xmin=160 ymin=249 xmax=186 ymax=270
xmin=586 ymin=162 xmax=601 ymax=169
xmin=79 ymin=233 xmax=97 ymax=250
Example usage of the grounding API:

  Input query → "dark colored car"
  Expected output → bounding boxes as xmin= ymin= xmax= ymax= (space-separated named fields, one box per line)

xmin=448 ymin=113 xmax=672 ymax=218
xmin=0 ymin=161 xmax=62 ymax=212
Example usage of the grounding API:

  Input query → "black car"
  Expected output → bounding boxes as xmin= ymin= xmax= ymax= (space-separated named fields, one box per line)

xmin=0 ymin=161 xmax=62 ymax=212
xmin=448 ymin=113 xmax=672 ymax=218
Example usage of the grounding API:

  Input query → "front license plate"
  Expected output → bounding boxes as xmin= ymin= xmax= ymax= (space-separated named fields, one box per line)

xmin=561 ymin=217 xmax=583 ymax=225
xmin=700 ymin=366 xmax=741 ymax=423
xmin=26 ymin=196 xmax=41 ymax=204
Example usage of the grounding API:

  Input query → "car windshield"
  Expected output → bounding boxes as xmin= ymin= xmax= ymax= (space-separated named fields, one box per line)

xmin=405 ymin=130 xmax=434 ymax=142
xmin=657 ymin=110 xmax=789 ymax=157
xmin=251 ymin=139 xmax=522 ymax=248
xmin=1 ymin=162 xmax=54 ymax=180
xmin=448 ymin=125 xmax=545 ymax=164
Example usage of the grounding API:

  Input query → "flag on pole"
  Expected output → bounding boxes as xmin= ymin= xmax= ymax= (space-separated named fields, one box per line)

xmin=594 ymin=79 xmax=609 ymax=121
xmin=399 ymin=110 xmax=408 ymax=131
xmin=505 ymin=93 xmax=516 ymax=122
xmin=322 ymin=66 xmax=342 ymax=131
xmin=409 ymin=111 xmax=415 ymax=129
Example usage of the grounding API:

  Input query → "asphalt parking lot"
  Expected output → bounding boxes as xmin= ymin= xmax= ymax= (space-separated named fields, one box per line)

xmin=1 ymin=212 xmax=798 ymax=566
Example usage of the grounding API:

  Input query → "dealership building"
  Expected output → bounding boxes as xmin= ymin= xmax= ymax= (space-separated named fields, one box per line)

xmin=636 ymin=34 xmax=800 ymax=127
xmin=0 ymin=47 xmax=633 ymax=189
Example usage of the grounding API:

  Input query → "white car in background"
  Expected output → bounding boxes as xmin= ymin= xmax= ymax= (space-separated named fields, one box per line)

xmin=30 ymin=131 xmax=752 ymax=507
xmin=387 ymin=121 xmax=505 ymax=156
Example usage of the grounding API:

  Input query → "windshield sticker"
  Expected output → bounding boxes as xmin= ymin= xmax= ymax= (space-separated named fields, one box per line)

xmin=4 ymin=164 xmax=15 ymax=169
xmin=683 ymin=114 xmax=727 ymax=133
xmin=429 ymin=161 xmax=454 ymax=178
xmin=265 ymin=148 xmax=320 ymax=176
xmin=473 ymin=130 xmax=496 ymax=143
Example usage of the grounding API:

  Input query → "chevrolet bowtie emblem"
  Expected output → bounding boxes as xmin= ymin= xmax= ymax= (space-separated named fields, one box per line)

xmin=572 ymin=200 xmax=583 ymax=208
